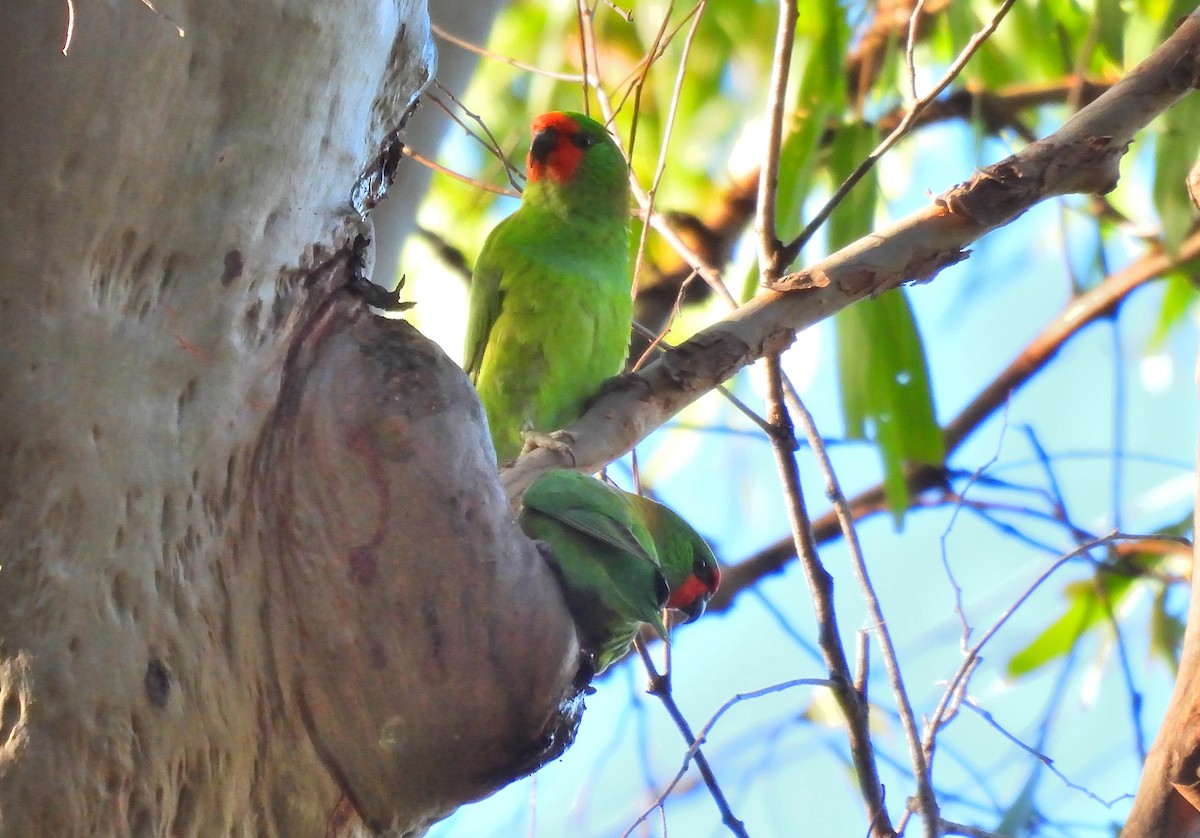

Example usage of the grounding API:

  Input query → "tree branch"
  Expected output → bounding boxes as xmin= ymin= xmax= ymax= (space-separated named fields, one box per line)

xmin=630 ymin=77 xmax=1113 ymax=356
xmin=501 ymin=8 xmax=1200 ymax=502
xmin=710 ymin=225 xmax=1200 ymax=611
xmin=762 ymin=356 xmax=897 ymax=837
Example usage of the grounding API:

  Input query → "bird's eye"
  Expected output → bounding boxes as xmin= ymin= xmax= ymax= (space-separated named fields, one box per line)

xmin=571 ymin=133 xmax=597 ymax=150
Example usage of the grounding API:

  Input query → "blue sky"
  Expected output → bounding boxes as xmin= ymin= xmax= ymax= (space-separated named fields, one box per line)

xmin=412 ymin=99 xmax=1195 ymax=838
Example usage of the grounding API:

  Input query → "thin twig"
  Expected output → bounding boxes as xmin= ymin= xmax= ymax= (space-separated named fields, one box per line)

xmin=905 ymin=0 xmax=931 ymax=104
xmin=619 ymin=0 xmax=675 ymax=170
xmin=938 ymin=819 xmax=1012 ymax=838
xmin=631 ymin=642 xmax=750 ymax=838
xmin=960 ymin=698 xmax=1131 ymax=807
xmin=784 ymin=387 xmax=938 ymax=834
xmin=62 ymin=0 xmax=76 ymax=54
xmin=939 ymin=404 xmax=1013 ymax=649
xmin=1094 ymin=563 xmax=1148 ymax=761
xmin=429 ymin=84 xmax=524 ymax=191
xmin=597 ymin=0 xmax=633 ymax=22
xmin=623 ymin=675 xmax=832 ymax=837
xmin=575 ymin=0 xmax=599 ymax=114
xmin=430 ymin=22 xmax=589 ymax=82
xmin=757 ymin=0 xmax=798 ymax=275
xmin=1109 ymin=303 xmax=1126 ymax=533
xmin=1103 ymin=305 xmax=1147 ymax=757
xmin=763 ymin=355 xmax=896 ymax=837
xmin=643 ymin=209 xmax=739 ymax=306
xmin=631 ymin=1 xmax=708 ymax=300
xmin=400 ymin=146 xmax=519 ymax=197
xmin=777 ymin=0 xmax=1020 ymax=266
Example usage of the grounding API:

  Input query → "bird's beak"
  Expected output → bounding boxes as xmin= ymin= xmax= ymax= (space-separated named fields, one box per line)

xmin=530 ymin=127 xmax=559 ymax=165
xmin=678 ymin=592 xmax=712 ymax=623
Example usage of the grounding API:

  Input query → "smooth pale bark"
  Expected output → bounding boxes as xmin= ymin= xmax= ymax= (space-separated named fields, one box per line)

xmin=0 ymin=2 xmax=580 ymax=836
xmin=372 ymin=1 xmax=506 ymax=287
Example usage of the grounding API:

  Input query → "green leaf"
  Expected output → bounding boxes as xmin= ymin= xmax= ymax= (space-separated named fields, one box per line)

xmin=1006 ymin=574 xmax=1136 ymax=678
xmin=774 ymin=107 xmax=833 ymax=249
xmin=994 ymin=763 xmax=1040 ymax=838
xmin=823 ymin=118 xmax=944 ymax=528
xmin=774 ymin=0 xmax=848 ymax=249
xmin=826 ymin=121 xmax=881 ymax=250
xmin=1149 ymin=583 xmax=1184 ymax=674
xmin=836 ymin=291 xmax=945 ymax=527
xmin=1154 ymin=87 xmax=1200 ymax=254
xmin=1095 ymin=0 xmax=1127 ymax=65
xmin=1151 ymin=271 xmax=1198 ymax=347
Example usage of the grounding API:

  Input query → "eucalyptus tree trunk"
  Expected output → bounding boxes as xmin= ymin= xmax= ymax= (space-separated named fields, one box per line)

xmin=0 ymin=2 xmax=580 ymax=835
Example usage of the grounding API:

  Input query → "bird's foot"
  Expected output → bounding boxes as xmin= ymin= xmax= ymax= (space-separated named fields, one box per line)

xmin=519 ymin=429 xmax=577 ymax=464
xmin=531 ymin=539 xmax=559 ymax=562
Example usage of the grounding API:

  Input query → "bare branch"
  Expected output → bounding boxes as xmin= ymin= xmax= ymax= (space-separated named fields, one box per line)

xmin=776 ymin=0 xmax=1019 ymax=267
xmin=960 ymin=698 xmax=1131 ymax=807
xmin=500 ymin=9 xmax=1200 ymax=501
xmin=623 ymin=675 xmax=833 ymax=837
xmin=631 ymin=642 xmax=749 ymax=838
xmin=710 ymin=225 xmax=1200 ymax=609
xmin=756 ymin=0 xmax=798 ymax=275
xmin=431 ymin=22 xmax=590 ymax=83
xmin=630 ymin=1 xmax=710 ymax=301
xmin=921 ymin=532 xmax=1175 ymax=785
xmin=786 ymin=388 xmax=936 ymax=832
xmin=763 ymin=356 xmax=897 ymax=837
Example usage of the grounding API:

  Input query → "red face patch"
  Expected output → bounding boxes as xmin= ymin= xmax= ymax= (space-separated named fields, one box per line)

xmin=665 ymin=569 xmax=719 ymax=609
xmin=527 ymin=112 xmax=586 ymax=184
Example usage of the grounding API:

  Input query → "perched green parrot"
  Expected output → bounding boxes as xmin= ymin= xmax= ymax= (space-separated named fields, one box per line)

xmin=464 ymin=111 xmax=633 ymax=463
xmin=518 ymin=469 xmax=721 ymax=674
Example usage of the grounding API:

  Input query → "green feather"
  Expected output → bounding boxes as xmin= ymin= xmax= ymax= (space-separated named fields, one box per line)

xmin=464 ymin=112 xmax=632 ymax=463
xmin=519 ymin=470 xmax=720 ymax=673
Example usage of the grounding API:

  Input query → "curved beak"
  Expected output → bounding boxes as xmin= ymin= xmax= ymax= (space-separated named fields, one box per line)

xmin=678 ymin=591 xmax=712 ymax=624
xmin=530 ymin=127 xmax=559 ymax=165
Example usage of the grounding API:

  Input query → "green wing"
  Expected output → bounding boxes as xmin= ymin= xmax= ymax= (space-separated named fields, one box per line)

xmin=521 ymin=504 xmax=670 ymax=652
xmin=521 ymin=471 xmax=659 ymax=567
xmin=462 ymin=216 xmax=512 ymax=382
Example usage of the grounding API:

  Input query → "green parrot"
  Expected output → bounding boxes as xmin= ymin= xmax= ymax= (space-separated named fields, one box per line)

xmin=464 ymin=111 xmax=633 ymax=463
xmin=518 ymin=469 xmax=722 ymax=674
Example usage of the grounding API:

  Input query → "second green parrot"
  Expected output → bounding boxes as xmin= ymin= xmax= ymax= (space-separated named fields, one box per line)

xmin=518 ymin=469 xmax=721 ymax=674
xmin=464 ymin=111 xmax=633 ymax=463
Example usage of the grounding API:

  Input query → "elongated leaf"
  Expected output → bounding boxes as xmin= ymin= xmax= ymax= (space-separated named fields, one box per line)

xmin=825 ymin=122 xmax=941 ymax=525
xmin=1151 ymin=271 xmax=1198 ymax=347
xmin=837 ymin=291 xmax=945 ymax=525
xmin=1096 ymin=0 xmax=1127 ymax=65
xmin=1006 ymin=574 xmax=1136 ymax=678
xmin=1154 ymin=92 xmax=1200 ymax=254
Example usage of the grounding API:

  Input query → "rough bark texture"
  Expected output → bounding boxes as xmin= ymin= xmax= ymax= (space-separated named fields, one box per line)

xmin=0 ymin=2 xmax=580 ymax=836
